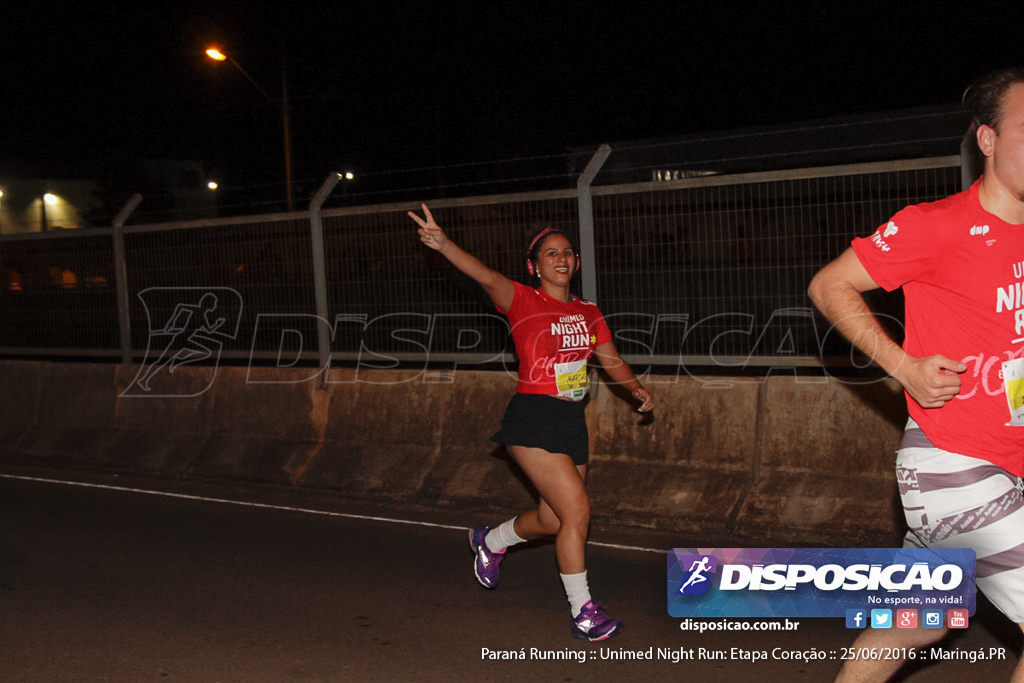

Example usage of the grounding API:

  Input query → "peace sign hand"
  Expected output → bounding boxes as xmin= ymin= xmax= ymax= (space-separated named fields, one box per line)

xmin=408 ymin=203 xmax=449 ymax=252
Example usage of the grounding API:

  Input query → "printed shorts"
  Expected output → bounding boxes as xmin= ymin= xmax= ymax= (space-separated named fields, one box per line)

xmin=897 ymin=419 xmax=1024 ymax=623
xmin=491 ymin=393 xmax=589 ymax=466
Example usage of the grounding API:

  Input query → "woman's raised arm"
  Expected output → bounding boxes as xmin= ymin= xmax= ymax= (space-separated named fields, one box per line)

xmin=408 ymin=203 xmax=515 ymax=311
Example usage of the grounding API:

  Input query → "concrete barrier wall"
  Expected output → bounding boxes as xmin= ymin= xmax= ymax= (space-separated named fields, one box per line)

xmin=0 ymin=360 xmax=908 ymax=545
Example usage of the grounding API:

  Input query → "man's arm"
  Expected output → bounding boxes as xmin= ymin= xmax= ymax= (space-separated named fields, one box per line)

xmin=808 ymin=247 xmax=966 ymax=409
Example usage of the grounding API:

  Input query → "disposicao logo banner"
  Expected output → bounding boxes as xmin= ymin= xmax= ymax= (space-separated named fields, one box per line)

xmin=667 ymin=547 xmax=976 ymax=618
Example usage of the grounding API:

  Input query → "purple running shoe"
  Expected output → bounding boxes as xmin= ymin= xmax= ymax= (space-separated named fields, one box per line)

xmin=468 ymin=526 xmax=504 ymax=589
xmin=571 ymin=601 xmax=622 ymax=641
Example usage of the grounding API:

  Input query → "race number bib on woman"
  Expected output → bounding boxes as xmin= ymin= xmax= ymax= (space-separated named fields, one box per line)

xmin=554 ymin=359 xmax=589 ymax=401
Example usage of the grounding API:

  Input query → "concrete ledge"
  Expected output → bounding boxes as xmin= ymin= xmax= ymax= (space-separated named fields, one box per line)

xmin=10 ymin=362 xmax=121 ymax=469
xmin=0 ymin=361 xmax=42 ymax=445
xmin=0 ymin=360 xmax=908 ymax=544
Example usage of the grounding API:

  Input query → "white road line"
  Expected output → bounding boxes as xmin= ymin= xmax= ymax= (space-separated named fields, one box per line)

xmin=0 ymin=472 xmax=669 ymax=554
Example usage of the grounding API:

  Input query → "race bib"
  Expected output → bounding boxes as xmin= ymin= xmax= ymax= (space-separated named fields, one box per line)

xmin=1002 ymin=357 xmax=1024 ymax=426
xmin=554 ymin=359 xmax=589 ymax=401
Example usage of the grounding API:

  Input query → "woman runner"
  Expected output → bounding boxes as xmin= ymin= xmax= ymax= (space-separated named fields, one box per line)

xmin=408 ymin=204 xmax=653 ymax=641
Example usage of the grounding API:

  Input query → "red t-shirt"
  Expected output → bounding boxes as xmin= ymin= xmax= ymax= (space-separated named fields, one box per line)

xmin=499 ymin=281 xmax=612 ymax=398
xmin=852 ymin=180 xmax=1024 ymax=475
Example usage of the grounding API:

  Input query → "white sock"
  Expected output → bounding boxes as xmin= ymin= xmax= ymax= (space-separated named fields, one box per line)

xmin=560 ymin=571 xmax=592 ymax=617
xmin=485 ymin=517 xmax=525 ymax=554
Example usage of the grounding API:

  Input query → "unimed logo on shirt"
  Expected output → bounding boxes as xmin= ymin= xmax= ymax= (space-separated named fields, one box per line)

xmin=667 ymin=547 xmax=976 ymax=619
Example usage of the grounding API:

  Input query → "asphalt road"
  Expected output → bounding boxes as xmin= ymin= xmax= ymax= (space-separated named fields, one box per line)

xmin=1 ymin=471 xmax=1020 ymax=681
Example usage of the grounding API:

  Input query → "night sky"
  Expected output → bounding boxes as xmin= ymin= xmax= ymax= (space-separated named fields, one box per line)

xmin=2 ymin=1 xmax=1022 ymax=202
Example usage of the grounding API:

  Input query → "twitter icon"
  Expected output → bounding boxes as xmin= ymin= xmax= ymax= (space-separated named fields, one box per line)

xmin=870 ymin=609 xmax=893 ymax=629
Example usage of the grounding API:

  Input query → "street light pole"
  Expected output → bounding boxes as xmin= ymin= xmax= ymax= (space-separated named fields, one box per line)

xmin=205 ymin=47 xmax=294 ymax=211
xmin=280 ymin=55 xmax=294 ymax=212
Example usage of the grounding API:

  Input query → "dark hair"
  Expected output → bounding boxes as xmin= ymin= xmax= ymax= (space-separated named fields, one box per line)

xmin=527 ymin=227 xmax=574 ymax=264
xmin=963 ymin=65 xmax=1024 ymax=132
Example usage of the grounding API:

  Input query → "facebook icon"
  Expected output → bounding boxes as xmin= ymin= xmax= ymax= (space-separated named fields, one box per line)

xmin=845 ymin=609 xmax=867 ymax=629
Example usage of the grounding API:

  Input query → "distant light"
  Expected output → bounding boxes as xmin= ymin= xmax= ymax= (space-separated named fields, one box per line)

xmin=43 ymin=193 xmax=58 ymax=205
xmin=207 ymin=181 xmax=219 ymax=190
xmin=205 ymin=48 xmax=227 ymax=62
xmin=344 ymin=172 xmax=355 ymax=180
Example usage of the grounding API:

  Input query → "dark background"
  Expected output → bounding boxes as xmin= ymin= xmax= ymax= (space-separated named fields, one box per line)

xmin=2 ymin=1 xmax=1021 ymax=197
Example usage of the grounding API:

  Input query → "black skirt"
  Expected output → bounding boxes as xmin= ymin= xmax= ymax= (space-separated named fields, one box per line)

xmin=491 ymin=393 xmax=589 ymax=466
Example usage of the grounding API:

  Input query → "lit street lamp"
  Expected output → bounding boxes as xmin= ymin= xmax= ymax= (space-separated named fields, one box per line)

xmin=205 ymin=47 xmax=294 ymax=211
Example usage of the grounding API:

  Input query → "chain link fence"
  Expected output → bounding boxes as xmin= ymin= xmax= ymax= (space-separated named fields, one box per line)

xmin=0 ymin=155 xmax=962 ymax=375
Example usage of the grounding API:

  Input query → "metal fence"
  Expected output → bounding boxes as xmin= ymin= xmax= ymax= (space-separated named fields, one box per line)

xmin=0 ymin=154 xmax=963 ymax=376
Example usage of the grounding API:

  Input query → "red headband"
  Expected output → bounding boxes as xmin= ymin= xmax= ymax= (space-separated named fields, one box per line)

xmin=526 ymin=227 xmax=580 ymax=277
xmin=527 ymin=228 xmax=557 ymax=255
